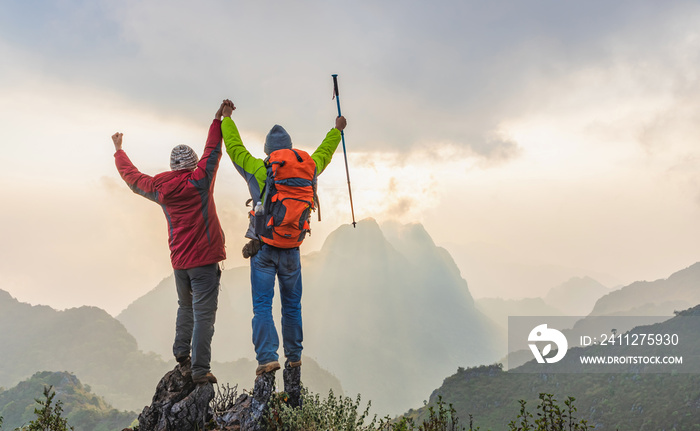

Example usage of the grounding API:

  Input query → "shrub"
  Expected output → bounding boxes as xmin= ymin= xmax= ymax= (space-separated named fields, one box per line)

xmin=262 ymin=390 xmax=592 ymax=431
xmin=508 ymin=393 xmax=590 ymax=431
xmin=391 ymin=396 xmax=466 ymax=431
xmin=265 ymin=389 xmax=379 ymax=431
xmin=15 ymin=386 xmax=74 ymax=431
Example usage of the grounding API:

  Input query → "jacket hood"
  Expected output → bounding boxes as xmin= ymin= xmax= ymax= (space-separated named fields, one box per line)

xmin=154 ymin=170 xmax=193 ymax=200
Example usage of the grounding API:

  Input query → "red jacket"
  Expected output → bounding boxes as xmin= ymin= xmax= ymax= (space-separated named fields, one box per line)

xmin=115 ymin=119 xmax=226 ymax=270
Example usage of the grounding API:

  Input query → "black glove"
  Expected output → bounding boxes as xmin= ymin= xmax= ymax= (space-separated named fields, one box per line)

xmin=242 ymin=238 xmax=262 ymax=259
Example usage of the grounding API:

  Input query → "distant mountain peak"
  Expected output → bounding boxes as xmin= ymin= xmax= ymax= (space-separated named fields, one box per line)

xmin=590 ymin=261 xmax=700 ymax=316
xmin=319 ymin=217 xmax=389 ymax=253
xmin=668 ymin=261 xmax=700 ymax=281
xmin=0 ymin=289 xmax=16 ymax=303
xmin=544 ymin=276 xmax=608 ymax=316
xmin=381 ymin=220 xmax=436 ymax=248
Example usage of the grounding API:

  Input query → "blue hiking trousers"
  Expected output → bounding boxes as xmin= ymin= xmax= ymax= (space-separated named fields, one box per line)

xmin=250 ymin=244 xmax=303 ymax=365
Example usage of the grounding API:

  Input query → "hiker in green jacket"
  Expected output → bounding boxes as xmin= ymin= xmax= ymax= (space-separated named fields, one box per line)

xmin=220 ymin=99 xmax=346 ymax=407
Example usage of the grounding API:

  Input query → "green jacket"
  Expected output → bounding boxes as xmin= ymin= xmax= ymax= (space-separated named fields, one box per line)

xmin=221 ymin=116 xmax=342 ymax=238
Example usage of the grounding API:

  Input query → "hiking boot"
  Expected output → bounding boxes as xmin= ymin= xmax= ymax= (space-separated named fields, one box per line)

xmin=255 ymin=361 xmax=281 ymax=376
xmin=175 ymin=355 xmax=191 ymax=374
xmin=192 ymin=372 xmax=218 ymax=385
xmin=283 ymin=359 xmax=302 ymax=408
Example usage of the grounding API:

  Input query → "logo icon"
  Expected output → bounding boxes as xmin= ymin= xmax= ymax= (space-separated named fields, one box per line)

xmin=528 ymin=324 xmax=568 ymax=364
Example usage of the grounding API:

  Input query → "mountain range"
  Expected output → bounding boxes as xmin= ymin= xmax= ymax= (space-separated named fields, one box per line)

xmin=503 ymin=262 xmax=700 ymax=370
xmin=590 ymin=262 xmax=700 ymax=316
xmin=6 ymin=217 xmax=698 ymax=423
xmin=304 ymin=220 xmax=500 ymax=414
xmin=0 ymin=289 xmax=169 ymax=411
xmin=0 ymin=288 xmax=340 ymax=412
xmin=476 ymin=275 xmax=611 ymax=330
xmin=0 ymin=371 xmax=135 ymax=431
xmin=117 ymin=219 xmax=502 ymax=415
xmin=410 ymin=303 xmax=700 ymax=430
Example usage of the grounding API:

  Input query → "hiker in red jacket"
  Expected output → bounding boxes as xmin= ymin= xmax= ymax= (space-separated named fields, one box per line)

xmin=112 ymin=101 xmax=229 ymax=385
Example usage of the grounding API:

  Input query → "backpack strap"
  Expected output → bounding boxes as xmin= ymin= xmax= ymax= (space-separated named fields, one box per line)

xmin=313 ymin=169 xmax=321 ymax=222
xmin=290 ymin=149 xmax=304 ymax=163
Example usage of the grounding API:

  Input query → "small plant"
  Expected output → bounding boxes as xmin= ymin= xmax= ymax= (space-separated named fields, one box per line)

xmin=508 ymin=394 xmax=590 ymax=431
xmin=508 ymin=399 xmax=534 ymax=431
xmin=265 ymin=388 xmax=379 ymax=431
xmin=16 ymin=385 xmax=74 ymax=431
xmin=391 ymin=396 xmax=466 ymax=431
xmin=423 ymin=396 xmax=463 ymax=431
xmin=210 ymin=383 xmax=238 ymax=421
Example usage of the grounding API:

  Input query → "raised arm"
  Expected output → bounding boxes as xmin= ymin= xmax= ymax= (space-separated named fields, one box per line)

xmin=220 ymin=99 xmax=266 ymax=183
xmin=191 ymin=101 xmax=226 ymax=184
xmin=113 ymin=132 xmax=159 ymax=202
xmin=311 ymin=116 xmax=346 ymax=175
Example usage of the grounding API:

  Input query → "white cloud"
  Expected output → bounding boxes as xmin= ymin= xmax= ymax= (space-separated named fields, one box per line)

xmin=6 ymin=0 xmax=698 ymax=158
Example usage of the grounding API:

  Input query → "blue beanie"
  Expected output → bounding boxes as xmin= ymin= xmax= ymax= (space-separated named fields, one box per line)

xmin=264 ymin=125 xmax=293 ymax=155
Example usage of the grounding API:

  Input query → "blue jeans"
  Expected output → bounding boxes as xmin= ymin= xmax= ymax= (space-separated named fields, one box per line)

xmin=250 ymin=244 xmax=303 ymax=365
xmin=173 ymin=263 xmax=221 ymax=378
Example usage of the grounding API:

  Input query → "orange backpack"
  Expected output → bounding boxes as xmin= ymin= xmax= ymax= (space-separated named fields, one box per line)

xmin=254 ymin=148 xmax=318 ymax=248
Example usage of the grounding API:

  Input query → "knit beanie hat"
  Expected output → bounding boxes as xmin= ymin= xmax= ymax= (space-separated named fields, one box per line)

xmin=170 ymin=145 xmax=199 ymax=171
xmin=264 ymin=125 xmax=293 ymax=155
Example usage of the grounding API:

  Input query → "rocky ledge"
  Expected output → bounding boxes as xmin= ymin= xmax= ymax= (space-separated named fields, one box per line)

xmin=129 ymin=363 xmax=277 ymax=431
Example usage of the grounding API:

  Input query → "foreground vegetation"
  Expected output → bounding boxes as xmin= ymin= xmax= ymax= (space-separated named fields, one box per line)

xmin=2 ymin=384 xmax=592 ymax=431
xmin=260 ymin=389 xmax=591 ymax=431
xmin=426 ymin=362 xmax=700 ymax=430
xmin=0 ymin=372 xmax=134 ymax=431
xmin=1 ymin=386 xmax=73 ymax=431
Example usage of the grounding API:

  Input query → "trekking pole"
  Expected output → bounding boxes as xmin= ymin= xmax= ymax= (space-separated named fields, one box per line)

xmin=332 ymin=74 xmax=357 ymax=228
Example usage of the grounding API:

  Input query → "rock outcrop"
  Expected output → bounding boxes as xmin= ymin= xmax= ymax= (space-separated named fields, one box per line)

xmin=138 ymin=362 xmax=214 ymax=431
xmin=134 ymin=362 xmax=278 ymax=431
xmin=214 ymin=372 xmax=275 ymax=431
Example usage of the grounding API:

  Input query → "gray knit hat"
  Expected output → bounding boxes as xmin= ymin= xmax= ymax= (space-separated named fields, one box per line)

xmin=170 ymin=145 xmax=199 ymax=171
xmin=264 ymin=125 xmax=293 ymax=155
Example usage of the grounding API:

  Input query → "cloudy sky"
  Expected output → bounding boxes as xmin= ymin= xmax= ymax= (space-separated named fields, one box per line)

xmin=1 ymin=0 xmax=700 ymax=314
